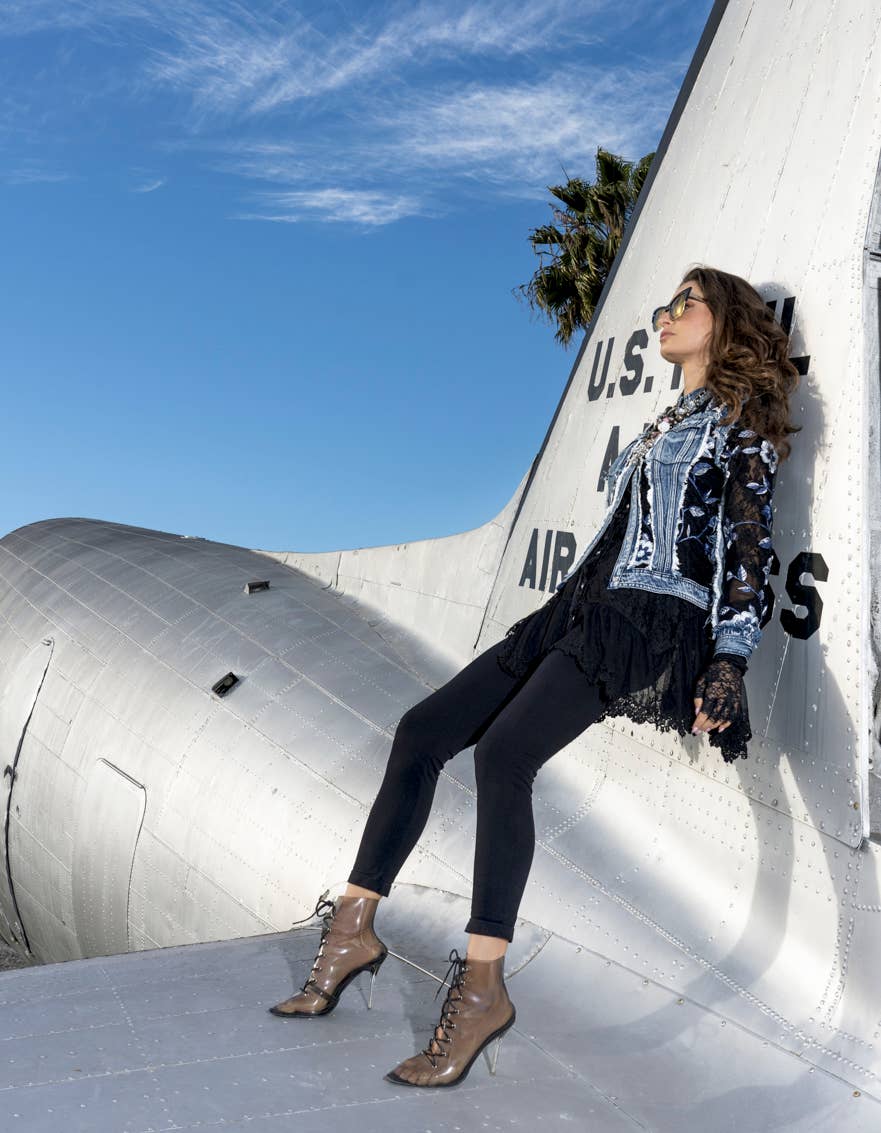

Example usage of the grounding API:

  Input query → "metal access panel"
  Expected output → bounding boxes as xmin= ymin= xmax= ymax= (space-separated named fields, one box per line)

xmin=72 ymin=759 xmax=147 ymax=958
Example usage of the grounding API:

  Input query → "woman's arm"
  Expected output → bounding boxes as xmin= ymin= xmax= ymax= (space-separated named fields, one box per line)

xmin=709 ymin=429 xmax=779 ymax=661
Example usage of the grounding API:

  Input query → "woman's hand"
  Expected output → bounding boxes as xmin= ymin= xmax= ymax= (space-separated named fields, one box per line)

xmin=692 ymin=658 xmax=746 ymax=735
xmin=692 ymin=698 xmax=731 ymax=734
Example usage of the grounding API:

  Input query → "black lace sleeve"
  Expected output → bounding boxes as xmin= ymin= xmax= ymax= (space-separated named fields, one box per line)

xmin=694 ymin=657 xmax=746 ymax=727
xmin=710 ymin=429 xmax=778 ymax=661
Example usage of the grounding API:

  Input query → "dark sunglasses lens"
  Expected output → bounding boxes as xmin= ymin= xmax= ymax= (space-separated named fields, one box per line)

xmin=651 ymin=307 xmax=664 ymax=331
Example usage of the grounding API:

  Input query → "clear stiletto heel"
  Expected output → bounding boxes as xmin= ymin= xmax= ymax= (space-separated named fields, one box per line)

xmin=485 ymin=1030 xmax=506 ymax=1075
xmin=367 ymin=957 xmax=382 ymax=1009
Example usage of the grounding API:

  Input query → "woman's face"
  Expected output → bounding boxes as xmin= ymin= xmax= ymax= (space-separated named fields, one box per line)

xmin=656 ymin=280 xmax=714 ymax=370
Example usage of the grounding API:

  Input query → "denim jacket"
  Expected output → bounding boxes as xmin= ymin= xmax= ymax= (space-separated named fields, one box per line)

xmin=554 ymin=387 xmax=779 ymax=662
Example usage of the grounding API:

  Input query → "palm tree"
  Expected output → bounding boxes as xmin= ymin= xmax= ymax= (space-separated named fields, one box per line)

xmin=516 ymin=146 xmax=655 ymax=348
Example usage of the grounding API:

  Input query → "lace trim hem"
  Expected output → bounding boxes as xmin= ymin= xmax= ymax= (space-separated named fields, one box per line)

xmin=495 ymin=639 xmax=751 ymax=763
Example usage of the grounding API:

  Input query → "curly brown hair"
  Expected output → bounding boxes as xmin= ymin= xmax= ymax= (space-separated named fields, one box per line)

xmin=678 ymin=264 xmax=802 ymax=462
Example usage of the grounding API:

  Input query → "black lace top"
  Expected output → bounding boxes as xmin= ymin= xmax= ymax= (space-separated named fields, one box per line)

xmin=496 ymin=487 xmax=753 ymax=762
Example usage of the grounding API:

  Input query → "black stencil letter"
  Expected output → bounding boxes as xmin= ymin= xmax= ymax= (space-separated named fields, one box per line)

xmin=518 ymin=529 xmax=540 ymax=589
xmin=538 ymin=529 xmax=554 ymax=590
xmin=620 ymin=330 xmax=647 ymax=396
xmin=549 ymin=531 xmax=576 ymax=592
xmin=780 ymin=551 xmax=826 ymax=640
xmin=597 ymin=426 xmax=616 ymax=493
xmin=586 ymin=339 xmax=615 ymax=403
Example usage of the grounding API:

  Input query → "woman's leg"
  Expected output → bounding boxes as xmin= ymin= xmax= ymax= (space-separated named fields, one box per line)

xmin=346 ymin=639 xmax=531 ymax=899
xmin=270 ymin=642 xmax=532 ymax=1019
xmin=465 ymin=646 xmax=606 ymax=948
xmin=385 ymin=648 xmax=605 ymax=1086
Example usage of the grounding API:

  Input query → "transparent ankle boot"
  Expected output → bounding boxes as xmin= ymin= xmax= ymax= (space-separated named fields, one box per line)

xmin=384 ymin=947 xmax=516 ymax=1087
xmin=268 ymin=893 xmax=388 ymax=1019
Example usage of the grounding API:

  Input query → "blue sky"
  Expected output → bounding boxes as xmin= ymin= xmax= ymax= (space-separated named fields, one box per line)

xmin=0 ymin=0 xmax=714 ymax=552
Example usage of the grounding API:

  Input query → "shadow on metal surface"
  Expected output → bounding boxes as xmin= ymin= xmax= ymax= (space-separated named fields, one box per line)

xmin=0 ymin=882 xmax=877 ymax=1132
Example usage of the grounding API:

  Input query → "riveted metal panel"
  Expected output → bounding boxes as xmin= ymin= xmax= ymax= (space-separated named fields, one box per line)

xmin=72 ymin=759 xmax=147 ymax=958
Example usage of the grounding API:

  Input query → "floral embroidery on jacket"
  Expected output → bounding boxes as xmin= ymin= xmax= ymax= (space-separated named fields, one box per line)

xmin=709 ymin=428 xmax=778 ymax=656
xmin=632 ymin=471 xmax=654 ymax=567
xmin=671 ymin=429 xmax=722 ymax=583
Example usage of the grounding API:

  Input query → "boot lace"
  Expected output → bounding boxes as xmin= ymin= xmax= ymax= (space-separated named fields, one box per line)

xmin=288 ymin=891 xmax=336 ymax=992
xmin=422 ymin=947 xmax=468 ymax=1069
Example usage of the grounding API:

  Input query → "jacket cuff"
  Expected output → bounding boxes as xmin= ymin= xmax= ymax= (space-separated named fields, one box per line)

xmin=711 ymin=628 xmax=755 ymax=660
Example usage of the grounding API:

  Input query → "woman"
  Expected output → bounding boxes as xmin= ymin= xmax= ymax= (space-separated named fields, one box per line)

xmin=268 ymin=265 xmax=802 ymax=1089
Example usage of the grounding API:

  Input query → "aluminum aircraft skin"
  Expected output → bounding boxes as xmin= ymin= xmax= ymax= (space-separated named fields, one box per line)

xmin=2 ymin=0 xmax=881 ymax=1121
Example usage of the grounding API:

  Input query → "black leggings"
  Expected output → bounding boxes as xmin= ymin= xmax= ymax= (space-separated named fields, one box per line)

xmin=347 ymin=639 xmax=606 ymax=942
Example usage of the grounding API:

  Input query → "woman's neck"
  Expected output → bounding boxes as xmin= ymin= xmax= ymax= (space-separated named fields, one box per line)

xmin=680 ymin=354 xmax=709 ymax=392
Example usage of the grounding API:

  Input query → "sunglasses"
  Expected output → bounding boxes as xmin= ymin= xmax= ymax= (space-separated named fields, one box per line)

xmin=651 ymin=286 xmax=711 ymax=333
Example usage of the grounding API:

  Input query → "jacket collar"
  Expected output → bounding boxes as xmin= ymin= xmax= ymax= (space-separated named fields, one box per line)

xmin=674 ymin=385 xmax=712 ymax=413
xmin=674 ymin=385 xmax=736 ymax=424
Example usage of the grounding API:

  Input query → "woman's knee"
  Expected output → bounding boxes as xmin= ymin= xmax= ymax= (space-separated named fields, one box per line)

xmin=395 ymin=700 xmax=438 ymax=745
xmin=386 ymin=701 xmax=450 ymax=774
xmin=473 ymin=723 xmax=540 ymax=792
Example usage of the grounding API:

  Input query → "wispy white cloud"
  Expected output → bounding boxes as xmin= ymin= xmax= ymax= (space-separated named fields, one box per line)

xmin=0 ymin=0 xmax=150 ymax=37
xmin=0 ymin=1 xmax=607 ymax=115
xmin=218 ymin=62 xmax=675 ymax=224
xmin=1 ymin=161 xmax=70 ymax=184
xmin=0 ymin=0 xmax=671 ymax=227
xmin=144 ymin=1 xmax=606 ymax=118
xmin=236 ymin=186 xmax=431 ymax=227
xmin=130 ymin=173 xmax=166 ymax=192
xmin=370 ymin=66 xmax=672 ymax=185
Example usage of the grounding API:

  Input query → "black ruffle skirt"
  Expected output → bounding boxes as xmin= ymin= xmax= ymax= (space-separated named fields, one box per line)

xmin=496 ymin=491 xmax=752 ymax=763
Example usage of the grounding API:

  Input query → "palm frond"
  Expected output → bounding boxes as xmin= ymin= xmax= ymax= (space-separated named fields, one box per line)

xmin=516 ymin=145 xmax=656 ymax=348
